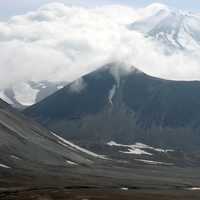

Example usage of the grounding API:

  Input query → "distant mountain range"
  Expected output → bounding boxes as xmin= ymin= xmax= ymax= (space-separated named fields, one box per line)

xmin=129 ymin=3 xmax=200 ymax=53
xmin=24 ymin=63 xmax=200 ymax=152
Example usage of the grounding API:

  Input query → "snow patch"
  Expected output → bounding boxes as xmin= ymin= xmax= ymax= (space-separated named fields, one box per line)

xmin=108 ymin=85 xmax=116 ymax=105
xmin=120 ymin=187 xmax=129 ymax=191
xmin=135 ymin=159 xmax=173 ymax=165
xmin=187 ymin=187 xmax=200 ymax=191
xmin=52 ymin=132 xmax=107 ymax=159
xmin=0 ymin=164 xmax=11 ymax=169
xmin=107 ymin=141 xmax=173 ymax=155
xmin=120 ymin=149 xmax=152 ymax=156
xmin=108 ymin=141 xmax=152 ymax=155
xmin=66 ymin=160 xmax=78 ymax=165
xmin=10 ymin=155 xmax=21 ymax=160
xmin=107 ymin=141 xmax=120 ymax=146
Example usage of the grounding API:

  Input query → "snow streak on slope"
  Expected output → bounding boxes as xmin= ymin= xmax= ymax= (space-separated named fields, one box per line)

xmin=66 ymin=160 xmax=78 ymax=165
xmin=107 ymin=141 xmax=174 ymax=155
xmin=0 ymin=164 xmax=11 ymax=169
xmin=187 ymin=187 xmax=200 ymax=191
xmin=52 ymin=132 xmax=107 ymax=159
xmin=108 ymin=85 xmax=116 ymax=105
xmin=0 ymin=91 xmax=13 ymax=105
xmin=135 ymin=159 xmax=173 ymax=166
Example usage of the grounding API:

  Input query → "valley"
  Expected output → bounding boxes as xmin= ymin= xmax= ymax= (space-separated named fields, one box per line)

xmin=1 ymin=2 xmax=200 ymax=199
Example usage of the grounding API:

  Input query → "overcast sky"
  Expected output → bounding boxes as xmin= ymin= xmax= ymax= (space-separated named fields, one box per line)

xmin=0 ymin=0 xmax=199 ymax=19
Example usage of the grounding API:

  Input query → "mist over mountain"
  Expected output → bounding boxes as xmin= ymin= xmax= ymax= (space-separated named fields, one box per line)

xmin=2 ymin=2 xmax=200 ymax=106
xmin=3 ymin=2 xmax=200 ymax=199
xmin=0 ymin=81 xmax=67 ymax=108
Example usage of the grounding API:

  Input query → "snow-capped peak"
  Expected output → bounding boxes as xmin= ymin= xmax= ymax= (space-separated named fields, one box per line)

xmin=137 ymin=3 xmax=170 ymax=20
xmin=130 ymin=3 xmax=200 ymax=53
xmin=144 ymin=3 xmax=169 ymax=14
xmin=131 ymin=3 xmax=171 ymax=33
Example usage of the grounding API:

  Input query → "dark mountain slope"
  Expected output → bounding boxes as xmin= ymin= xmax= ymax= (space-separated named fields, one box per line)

xmin=123 ymin=72 xmax=200 ymax=128
xmin=24 ymin=68 xmax=116 ymax=121
xmin=0 ymin=98 xmax=109 ymax=176
xmin=3 ymin=91 xmax=200 ymax=199
xmin=24 ymin=63 xmax=200 ymax=151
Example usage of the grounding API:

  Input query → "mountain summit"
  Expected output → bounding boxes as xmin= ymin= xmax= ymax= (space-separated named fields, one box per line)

xmin=24 ymin=63 xmax=200 ymax=151
xmin=130 ymin=4 xmax=200 ymax=52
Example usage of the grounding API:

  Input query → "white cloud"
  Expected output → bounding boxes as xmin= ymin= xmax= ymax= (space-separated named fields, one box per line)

xmin=69 ymin=77 xmax=87 ymax=93
xmin=0 ymin=2 xmax=200 ymax=90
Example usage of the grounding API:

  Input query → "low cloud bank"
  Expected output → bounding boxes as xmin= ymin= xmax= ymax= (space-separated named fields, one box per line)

xmin=0 ymin=3 xmax=200 ymax=90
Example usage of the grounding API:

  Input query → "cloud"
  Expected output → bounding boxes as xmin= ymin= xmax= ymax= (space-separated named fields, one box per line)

xmin=0 ymin=2 xmax=200 ymax=90
xmin=69 ymin=77 xmax=87 ymax=93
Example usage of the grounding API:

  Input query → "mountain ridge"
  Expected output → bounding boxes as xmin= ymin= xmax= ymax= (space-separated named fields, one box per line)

xmin=24 ymin=63 xmax=200 ymax=151
xmin=130 ymin=5 xmax=200 ymax=52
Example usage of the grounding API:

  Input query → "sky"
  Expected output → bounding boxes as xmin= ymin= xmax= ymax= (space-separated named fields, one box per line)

xmin=0 ymin=0 xmax=199 ymax=19
xmin=1 ymin=0 xmax=200 ymax=90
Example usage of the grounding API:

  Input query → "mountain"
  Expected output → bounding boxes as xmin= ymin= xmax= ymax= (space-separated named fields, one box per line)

xmin=0 ymin=81 xmax=67 ymax=109
xmin=24 ymin=63 xmax=200 ymax=153
xmin=0 ymin=98 xmax=111 ymax=182
xmin=129 ymin=3 xmax=200 ymax=53
xmin=2 ymin=98 xmax=200 ymax=199
xmin=3 ymin=97 xmax=200 ymax=199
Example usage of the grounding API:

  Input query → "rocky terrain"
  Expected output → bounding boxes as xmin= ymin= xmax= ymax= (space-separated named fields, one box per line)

xmin=1 ymin=98 xmax=200 ymax=199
